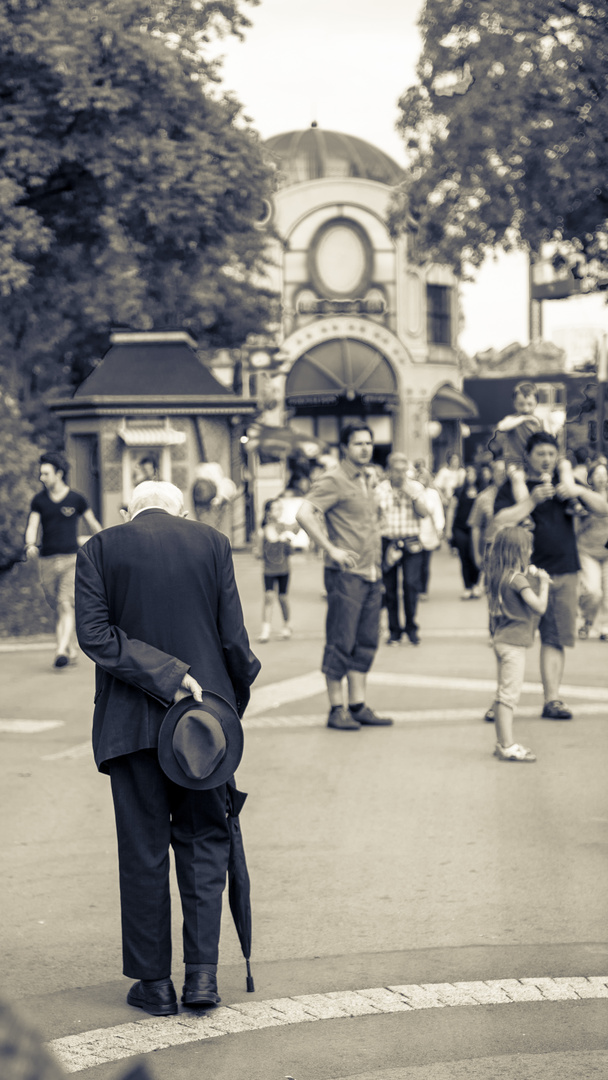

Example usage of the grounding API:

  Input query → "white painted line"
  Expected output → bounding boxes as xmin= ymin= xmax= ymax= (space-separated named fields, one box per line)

xmin=48 ymin=976 xmax=608 ymax=1073
xmin=248 ymin=672 xmax=608 ymax=719
xmin=247 ymin=672 xmax=326 ymax=716
xmin=368 ymin=672 xmax=608 ymax=702
xmin=244 ymin=702 xmax=608 ymax=730
xmin=41 ymin=742 xmax=91 ymax=761
xmin=0 ymin=641 xmax=55 ymax=653
xmin=0 ymin=719 xmax=64 ymax=734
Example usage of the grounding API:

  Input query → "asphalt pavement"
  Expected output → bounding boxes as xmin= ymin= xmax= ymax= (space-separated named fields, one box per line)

xmin=1 ymin=544 xmax=607 ymax=1080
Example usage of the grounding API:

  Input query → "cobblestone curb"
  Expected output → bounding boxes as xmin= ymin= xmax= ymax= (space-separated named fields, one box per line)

xmin=49 ymin=976 xmax=608 ymax=1073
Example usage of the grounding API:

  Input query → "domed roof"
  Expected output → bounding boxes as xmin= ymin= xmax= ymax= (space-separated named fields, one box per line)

xmin=265 ymin=125 xmax=404 ymax=188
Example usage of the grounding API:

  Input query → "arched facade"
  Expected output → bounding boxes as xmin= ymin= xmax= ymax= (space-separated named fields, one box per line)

xmin=254 ymin=127 xmax=476 ymax=473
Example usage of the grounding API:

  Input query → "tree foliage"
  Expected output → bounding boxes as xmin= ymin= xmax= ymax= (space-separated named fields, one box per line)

xmin=0 ymin=391 xmax=42 ymax=571
xmin=391 ymin=0 xmax=608 ymax=275
xmin=0 ymin=0 xmax=277 ymax=409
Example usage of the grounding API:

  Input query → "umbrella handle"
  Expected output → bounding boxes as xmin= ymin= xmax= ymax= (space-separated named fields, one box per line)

xmin=246 ymin=959 xmax=254 ymax=993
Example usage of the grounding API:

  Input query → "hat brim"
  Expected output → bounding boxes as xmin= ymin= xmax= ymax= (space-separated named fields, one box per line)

xmin=158 ymin=691 xmax=244 ymax=790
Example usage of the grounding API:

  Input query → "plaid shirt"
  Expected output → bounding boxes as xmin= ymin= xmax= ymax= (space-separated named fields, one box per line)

xmin=376 ymin=478 xmax=426 ymax=539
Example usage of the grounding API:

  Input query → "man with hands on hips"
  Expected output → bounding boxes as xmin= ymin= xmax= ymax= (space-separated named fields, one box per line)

xmin=296 ymin=421 xmax=393 ymax=731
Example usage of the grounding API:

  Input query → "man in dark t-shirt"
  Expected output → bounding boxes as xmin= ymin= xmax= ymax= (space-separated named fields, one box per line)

xmin=25 ymin=452 xmax=102 ymax=667
xmin=493 ymin=431 xmax=608 ymax=720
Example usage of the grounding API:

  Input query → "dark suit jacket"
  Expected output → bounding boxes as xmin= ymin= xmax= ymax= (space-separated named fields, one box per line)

xmin=75 ymin=509 xmax=260 ymax=773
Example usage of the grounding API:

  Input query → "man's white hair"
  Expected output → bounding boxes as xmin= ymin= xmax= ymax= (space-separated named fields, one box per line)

xmin=128 ymin=481 xmax=184 ymax=519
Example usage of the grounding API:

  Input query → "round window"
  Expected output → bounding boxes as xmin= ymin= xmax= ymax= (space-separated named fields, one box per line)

xmin=309 ymin=218 xmax=373 ymax=298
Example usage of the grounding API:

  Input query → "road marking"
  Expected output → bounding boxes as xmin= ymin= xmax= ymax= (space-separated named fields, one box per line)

xmin=248 ymin=672 xmax=326 ymax=715
xmin=248 ymin=671 xmax=608 ymax=716
xmin=246 ymin=670 xmax=608 ymax=724
xmin=41 ymin=742 xmax=91 ymax=761
xmin=245 ymin=702 xmax=608 ymax=729
xmin=0 ymin=719 xmax=64 ymax=734
xmin=0 ymin=641 xmax=55 ymax=652
xmin=3 ymin=668 xmax=600 ymax=750
xmin=48 ymin=976 xmax=608 ymax=1074
xmin=368 ymin=671 xmax=608 ymax=701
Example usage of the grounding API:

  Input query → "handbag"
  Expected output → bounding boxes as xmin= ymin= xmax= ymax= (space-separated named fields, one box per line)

xmin=403 ymin=536 xmax=423 ymax=554
xmin=383 ymin=536 xmax=422 ymax=570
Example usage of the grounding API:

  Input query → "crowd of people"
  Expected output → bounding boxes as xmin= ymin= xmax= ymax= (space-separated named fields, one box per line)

xmin=255 ymin=414 xmax=608 ymax=762
xmin=19 ymin=400 xmax=608 ymax=1013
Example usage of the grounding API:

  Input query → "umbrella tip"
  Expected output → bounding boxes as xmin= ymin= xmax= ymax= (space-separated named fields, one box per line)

xmin=246 ymin=974 xmax=255 ymax=992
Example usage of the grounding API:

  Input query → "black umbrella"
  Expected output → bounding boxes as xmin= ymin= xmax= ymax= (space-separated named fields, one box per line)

xmin=226 ymin=782 xmax=254 ymax=992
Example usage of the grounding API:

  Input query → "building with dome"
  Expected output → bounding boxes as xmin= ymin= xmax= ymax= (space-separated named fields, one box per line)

xmin=238 ymin=124 xmax=477 ymax=504
xmin=51 ymin=125 xmax=478 ymax=542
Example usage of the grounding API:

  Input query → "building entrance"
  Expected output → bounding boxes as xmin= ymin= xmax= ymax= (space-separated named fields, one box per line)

xmin=285 ymin=337 xmax=398 ymax=465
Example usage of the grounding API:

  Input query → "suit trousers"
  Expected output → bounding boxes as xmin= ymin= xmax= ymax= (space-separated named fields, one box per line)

xmin=108 ymin=748 xmax=230 ymax=980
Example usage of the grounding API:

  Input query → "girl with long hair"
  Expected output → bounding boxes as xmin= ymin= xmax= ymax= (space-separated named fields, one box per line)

xmin=486 ymin=527 xmax=551 ymax=762
xmin=255 ymin=498 xmax=298 ymax=643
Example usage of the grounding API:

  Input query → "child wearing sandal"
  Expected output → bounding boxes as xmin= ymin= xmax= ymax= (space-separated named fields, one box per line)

xmin=486 ymin=526 xmax=551 ymax=762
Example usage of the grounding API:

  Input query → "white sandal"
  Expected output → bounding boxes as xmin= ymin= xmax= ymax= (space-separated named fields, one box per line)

xmin=494 ymin=742 xmax=536 ymax=762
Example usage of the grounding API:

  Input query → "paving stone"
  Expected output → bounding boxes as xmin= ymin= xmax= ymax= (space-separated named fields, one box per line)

xmin=357 ymin=987 xmax=413 ymax=1011
xmin=388 ymin=984 xmax=448 ymax=1008
xmin=227 ymin=1001 xmax=290 ymax=1028
xmin=421 ymin=982 xmax=482 ymax=1007
xmin=264 ymin=997 xmax=326 ymax=1023
xmin=294 ymin=993 xmax=352 ymax=1019
xmin=324 ymin=990 xmax=382 ymax=1016
xmin=454 ymin=981 xmax=513 ymax=1004
xmin=519 ymin=977 xmax=581 ymax=1000
xmin=489 ymin=979 xmax=545 ymax=1001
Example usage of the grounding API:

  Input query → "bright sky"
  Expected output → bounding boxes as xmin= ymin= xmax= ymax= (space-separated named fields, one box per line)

xmin=215 ymin=0 xmax=608 ymax=362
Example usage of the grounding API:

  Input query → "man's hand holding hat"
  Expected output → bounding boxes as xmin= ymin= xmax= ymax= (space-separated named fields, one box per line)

xmin=174 ymin=673 xmax=203 ymax=703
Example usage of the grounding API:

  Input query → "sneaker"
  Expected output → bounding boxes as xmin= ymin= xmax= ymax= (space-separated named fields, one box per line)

xmin=404 ymin=629 xmax=420 ymax=646
xmin=541 ymin=699 xmax=573 ymax=720
xmin=327 ymin=707 xmax=360 ymax=731
xmin=281 ymin=625 xmax=292 ymax=639
xmin=494 ymin=742 xmax=536 ymax=762
xmin=258 ymin=623 xmax=271 ymax=644
xmin=578 ymin=623 xmax=592 ymax=640
xmin=461 ymin=589 xmax=472 ymax=600
xmin=600 ymin=633 xmax=608 ymax=642
xmin=471 ymin=584 xmax=483 ymax=598
xmin=419 ymin=592 xmax=428 ymax=602
xmin=484 ymin=706 xmax=495 ymax=723
xmin=386 ymin=636 xmax=401 ymax=647
xmin=352 ymin=705 xmax=394 ymax=726
xmin=54 ymin=654 xmax=69 ymax=668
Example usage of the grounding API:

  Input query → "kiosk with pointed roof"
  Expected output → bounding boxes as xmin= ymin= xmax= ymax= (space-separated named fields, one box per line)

xmin=50 ymin=330 xmax=257 ymax=544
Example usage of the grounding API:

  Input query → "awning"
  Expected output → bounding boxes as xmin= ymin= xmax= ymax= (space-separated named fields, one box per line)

xmin=117 ymin=422 xmax=186 ymax=447
xmin=285 ymin=338 xmax=399 ymax=407
xmin=431 ymin=385 xmax=479 ymax=421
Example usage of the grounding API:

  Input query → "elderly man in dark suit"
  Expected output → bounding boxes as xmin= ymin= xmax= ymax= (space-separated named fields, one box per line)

xmin=75 ymin=481 xmax=260 ymax=1017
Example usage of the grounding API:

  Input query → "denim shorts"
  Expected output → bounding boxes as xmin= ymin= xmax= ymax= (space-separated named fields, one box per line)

xmin=538 ymin=573 xmax=577 ymax=649
xmin=39 ymin=553 xmax=77 ymax=612
xmin=322 ymin=569 xmax=382 ymax=680
xmin=493 ymin=641 xmax=527 ymax=710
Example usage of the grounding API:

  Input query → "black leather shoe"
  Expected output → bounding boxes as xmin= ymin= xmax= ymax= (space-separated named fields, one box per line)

xmin=181 ymin=972 xmax=221 ymax=1007
xmin=126 ymin=979 xmax=178 ymax=1016
xmin=327 ymin=707 xmax=360 ymax=730
xmin=354 ymin=705 xmax=393 ymax=726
